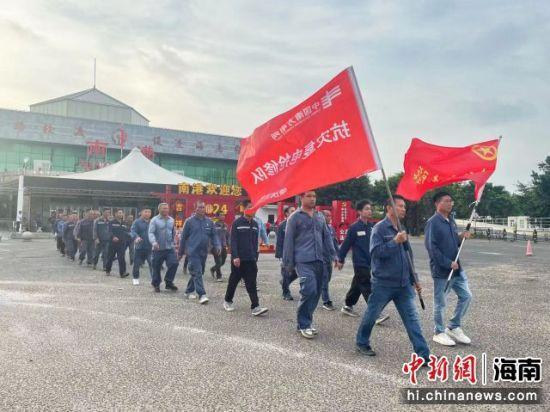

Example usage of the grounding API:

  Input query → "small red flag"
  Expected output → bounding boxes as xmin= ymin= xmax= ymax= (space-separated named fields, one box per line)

xmin=237 ymin=67 xmax=381 ymax=210
xmin=396 ymin=138 xmax=500 ymax=201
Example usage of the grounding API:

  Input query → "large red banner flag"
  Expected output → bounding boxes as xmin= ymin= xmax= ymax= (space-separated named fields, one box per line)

xmin=237 ymin=67 xmax=381 ymax=210
xmin=396 ymin=138 xmax=500 ymax=202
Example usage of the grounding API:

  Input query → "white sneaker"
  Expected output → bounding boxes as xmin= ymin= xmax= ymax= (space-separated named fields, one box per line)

xmin=223 ymin=301 xmax=235 ymax=312
xmin=186 ymin=293 xmax=197 ymax=300
xmin=433 ymin=332 xmax=456 ymax=346
xmin=199 ymin=295 xmax=210 ymax=304
xmin=446 ymin=327 xmax=471 ymax=344
xmin=375 ymin=314 xmax=390 ymax=325
xmin=299 ymin=328 xmax=315 ymax=339
xmin=132 ymin=278 xmax=140 ymax=286
xmin=251 ymin=306 xmax=268 ymax=316
xmin=310 ymin=327 xmax=318 ymax=335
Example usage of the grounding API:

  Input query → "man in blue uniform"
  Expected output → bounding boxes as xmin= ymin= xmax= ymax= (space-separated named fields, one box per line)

xmin=74 ymin=210 xmax=95 ymax=266
xmin=130 ymin=208 xmax=153 ymax=286
xmin=425 ymin=191 xmax=472 ymax=347
xmin=93 ymin=209 xmax=112 ymax=271
xmin=320 ymin=209 xmax=339 ymax=311
xmin=179 ymin=200 xmax=221 ymax=304
xmin=337 ymin=200 xmax=390 ymax=324
xmin=275 ymin=205 xmax=296 ymax=300
xmin=105 ymin=209 xmax=130 ymax=278
xmin=223 ymin=199 xmax=268 ymax=316
xmin=355 ymin=195 xmax=429 ymax=362
xmin=209 ymin=212 xmax=230 ymax=282
xmin=63 ymin=213 xmax=78 ymax=261
xmin=283 ymin=191 xmax=337 ymax=339
xmin=148 ymin=203 xmax=179 ymax=293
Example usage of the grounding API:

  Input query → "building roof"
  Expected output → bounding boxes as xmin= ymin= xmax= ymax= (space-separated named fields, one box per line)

xmin=59 ymin=147 xmax=207 ymax=185
xmin=30 ymin=87 xmax=149 ymax=122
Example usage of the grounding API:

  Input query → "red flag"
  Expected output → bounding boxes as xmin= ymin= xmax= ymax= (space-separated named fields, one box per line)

xmin=237 ymin=67 xmax=381 ymax=210
xmin=396 ymin=138 xmax=500 ymax=201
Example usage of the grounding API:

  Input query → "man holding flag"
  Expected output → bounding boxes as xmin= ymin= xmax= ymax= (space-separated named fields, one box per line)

xmin=425 ymin=192 xmax=472 ymax=346
xmin=397 ymin=136 xmax=500 ymax=346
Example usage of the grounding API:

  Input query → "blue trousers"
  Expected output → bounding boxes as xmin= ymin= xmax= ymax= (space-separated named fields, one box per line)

xmin=356 ymin=283 xmax=430 ymax=360
xmin=433 ymin=270 xmax=472 ymax=334
xmin=133 ymin=248 xmax=153 ymax=280
xmin=151 ymin=249 xmax=178 ymax=287
xmin=321 ymin=262 xmax=333 ymax=304
xmin=295 ymin=261 xmax=324 ymax=330
xmin=185 ymin=254 xmax=207 ymax=297
xmin=78 ymin=240 xmax=95 ymax=264
xmin=93 ymin=240 xmax=111 ymax=269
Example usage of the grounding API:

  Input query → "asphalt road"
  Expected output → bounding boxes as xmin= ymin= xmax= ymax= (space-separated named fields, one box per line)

xmin=0 ymin=236 xmax=548 ymax=411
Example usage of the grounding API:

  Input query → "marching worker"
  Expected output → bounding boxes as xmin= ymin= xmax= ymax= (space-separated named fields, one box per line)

xmin=355 ymin=195 xmax=429 ymax=362
xmin=148 ymin=203 xmax=179 ymax=293
xmin=55 ymin=213 xmax=66 ymax=256
xmin=210 ymin=212 xmax=230 ymax=282
xmin=275 ymin=205 xmax=297 ymax=300
xmin=223 ymin=199 xmax=268 ymax=316
xmin=105 ymin=209 xmax=130 ymax=278
xmin=320 ymin=209 xmax=339 ymax=311
xmin=130 ymin=208 xmax=154 ymax=286
xmin=74 ymin=210 xmax=95 ymax=266
xmin=283 ymin=191 xmax=337 ymax=339
xmin=125 ymin=214 xmax=136 ymax=266
xmin=179 ymin=200 xmax=221 ymax=304
xmin=63 ymin=213 xmax=78 ymax=261
xmin=93 ymin=209 xmax=112 ymax=271
xmin=425 ymin=191 xmax=473 ymax=347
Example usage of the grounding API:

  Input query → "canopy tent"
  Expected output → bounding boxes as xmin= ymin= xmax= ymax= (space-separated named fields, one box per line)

xmin=59 ymin=147 xmax=207 ymax=185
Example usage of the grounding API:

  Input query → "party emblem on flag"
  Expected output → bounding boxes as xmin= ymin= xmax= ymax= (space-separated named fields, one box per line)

xmin=471 ymin=144 xmax=498 ymax=161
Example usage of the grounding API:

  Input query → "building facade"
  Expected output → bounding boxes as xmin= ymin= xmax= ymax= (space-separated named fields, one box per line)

xmin=0 ymin=87 xmax=241 ymax=185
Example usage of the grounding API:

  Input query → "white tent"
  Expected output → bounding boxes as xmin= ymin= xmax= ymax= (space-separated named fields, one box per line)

xmin=59 ymin=147 xmax=208 ymax=185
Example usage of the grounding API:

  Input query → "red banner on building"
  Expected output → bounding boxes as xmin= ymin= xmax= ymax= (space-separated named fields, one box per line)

xmin=396 ymin=138 xmax=500 ymax=201
xmin=237 ymin=67 xmax=381 ymax=210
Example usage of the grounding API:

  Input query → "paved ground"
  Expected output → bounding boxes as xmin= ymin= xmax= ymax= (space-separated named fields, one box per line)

xmin=0 ymin=236 xmax=548 ymax=411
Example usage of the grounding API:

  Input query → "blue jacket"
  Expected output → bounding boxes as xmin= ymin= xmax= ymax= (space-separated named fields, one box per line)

xmin=131 ymin=218 xmax=152 ymax=251
xmin=370 ymin=217 xmax=415 ymax=288
xmin=93 ymin=217 xmax=112 ymax=242
xmin=254 ymin=217 xmax=269 ymax=244
xmin=148 ymin=215 xmax=176 ymax=251
xmin=424 ymin=212 xmax=461 ymax=278
xmin=214 ymin=220 xmax=230 ymax=248
xmin=179 ymin=215 xmax=220 ymax=257
xmin=55 ymin=219 xmax=65 ymax=237
xmin=282 ymin=209 xmax=336 ymax=270
xmin=338 ymin=219 xmax=373 ymax=268
xmin=230 ymin=216 xmax=259 ymax=261
xmin=274 ymin=219 xmax=287 ymax=259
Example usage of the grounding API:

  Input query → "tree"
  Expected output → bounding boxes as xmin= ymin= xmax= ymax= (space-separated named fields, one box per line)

xmin=517 ymin=156 xmax=550 ymax=217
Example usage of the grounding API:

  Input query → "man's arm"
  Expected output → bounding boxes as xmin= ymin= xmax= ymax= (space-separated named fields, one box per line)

xmin=230 ymin=221 xmax=239 ymax=260
xmin=179 ymin=220 xmax=189 ymax=256
xmin=282 ymin=215 xmax=296 ymax=271
xmin=337 ymin=226 xmax=355 ymax=263
xmin=148 ymin=218 xmax=158 ymax=247
xmin=274 ymin=222 xmax=285 ymax=258
xmin=73 ymin=220 xmax=81 ymax=240
xmin=93 ymin=219 xmax=98 ymax=241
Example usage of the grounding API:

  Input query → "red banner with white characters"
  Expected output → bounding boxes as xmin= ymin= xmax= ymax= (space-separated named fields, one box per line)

xmin=237 ymin=67 xmax=381 ymax=210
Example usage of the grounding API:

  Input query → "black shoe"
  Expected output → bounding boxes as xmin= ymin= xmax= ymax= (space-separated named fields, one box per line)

xmin=282 ymin=293 xmax=294 ymax=301
xmin=165 ymin=283 xmax=178 ymax=291
xmin=86 ymin=262 xmax=92 ymax=266
xmin=120 ymin=273 xmax=130 ymax=278
xmin=153 ymin=285 xmax=160 ymax=293
xmin=92 ymin=264 xmax=97 ymax=270
xmin=356 ymin=345 xmax=376 ymax=356
xmin=78 ymin=259 xmax=83 ymax=265
xmin=105 ymin=271 xmax=111 ymax=276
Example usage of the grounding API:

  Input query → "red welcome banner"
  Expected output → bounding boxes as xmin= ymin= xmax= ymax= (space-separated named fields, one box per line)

xmin=237 ymin=67 xmax=381 ymax=210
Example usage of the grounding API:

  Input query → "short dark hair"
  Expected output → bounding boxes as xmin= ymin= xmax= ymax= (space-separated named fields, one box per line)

xmin=300 ymin=190 xmax=316 ymax=197
xmin=283 ymin=205 xmax=292 ymax=216
xmin=384 ymin=194 xmax=406 ymax=211
xmin=355 ymin=199 xmax=372 ymax=211
xmin=433 ymin=191 xmax=453 ymax=204
xmin=241 ymin=199 xmax=251 ymax=209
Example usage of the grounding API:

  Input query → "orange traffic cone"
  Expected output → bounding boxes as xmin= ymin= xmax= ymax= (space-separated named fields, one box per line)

xmin=526 ymin=240 xmax=533 ymax=256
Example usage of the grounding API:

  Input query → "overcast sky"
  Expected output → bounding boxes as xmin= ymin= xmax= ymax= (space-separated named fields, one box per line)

xmin=1 ymin=0 xmax=549 ymax=191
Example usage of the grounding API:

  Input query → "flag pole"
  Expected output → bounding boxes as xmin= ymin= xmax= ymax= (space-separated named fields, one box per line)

xmin=443 ymin=135 xmax=502 ymax=292
xmin=349 ymin=66 xmax=425 ymax=310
